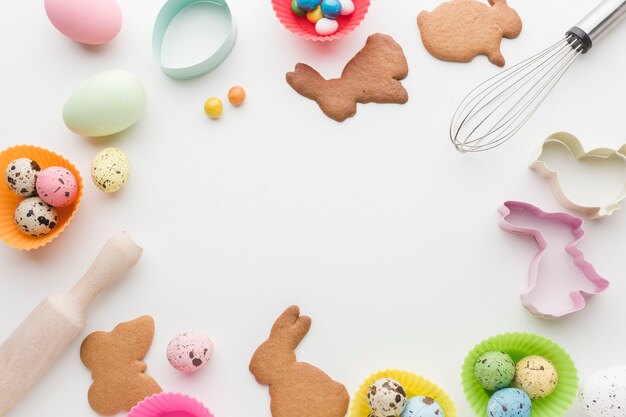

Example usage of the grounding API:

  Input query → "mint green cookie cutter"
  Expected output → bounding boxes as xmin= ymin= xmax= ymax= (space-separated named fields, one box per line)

xmin=153 ymin=0 xmax=237 ymax=80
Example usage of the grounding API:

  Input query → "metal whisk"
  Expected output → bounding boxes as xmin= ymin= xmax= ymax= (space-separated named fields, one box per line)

xmin=450 ymin=0 xmax=626 ymax=153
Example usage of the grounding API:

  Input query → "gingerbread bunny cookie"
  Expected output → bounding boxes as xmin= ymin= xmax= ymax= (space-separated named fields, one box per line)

xmin=250 ymin=306 xmax=350 ymax=417
xmin=417 ymin=0 xmax=522 ymax=67
xmin=286 ymin=33 xmax=409 ymax=122
xmin=80 ymin=316 xmax=162 ymax=416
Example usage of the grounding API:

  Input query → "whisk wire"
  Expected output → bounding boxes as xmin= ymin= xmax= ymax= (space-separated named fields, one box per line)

xmin=450 ymin=36 xmax=583 ymax=153
xmin=458 ymin=40 xmax=569 ymax=147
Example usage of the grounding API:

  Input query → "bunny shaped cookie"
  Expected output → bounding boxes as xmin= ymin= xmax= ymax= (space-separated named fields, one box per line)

xmin=80 ymin=316 xmax=162 ymax=416
xmin=418 ymin=0 xmax=522 ymax=67
xmin=250 ymin=306 xmax=350 ymax=417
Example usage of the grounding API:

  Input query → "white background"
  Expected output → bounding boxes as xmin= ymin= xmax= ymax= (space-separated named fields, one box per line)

xmin=1 ymin=0 xmax=625 ymax=416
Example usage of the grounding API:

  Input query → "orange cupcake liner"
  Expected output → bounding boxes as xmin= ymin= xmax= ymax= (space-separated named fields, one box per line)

xmin=0 ymin=145 xmax=83 ymax=250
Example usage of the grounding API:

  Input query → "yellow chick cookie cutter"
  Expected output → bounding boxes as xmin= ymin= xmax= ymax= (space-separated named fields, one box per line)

xmin=530 ymin=132 xmax=626 ymax=219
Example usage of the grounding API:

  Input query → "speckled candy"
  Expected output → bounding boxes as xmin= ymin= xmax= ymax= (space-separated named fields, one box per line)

xmin=321 ymin=0 xmax=342 ymax=18
xmin=36 ymin=166 xmax=78 ymax=207
xmin=14 ymin=197 xmax=58 ymax=237
xmin=401 ymin=396 xmax=444 ymax=417
xmin=91 ymin=147 xmax=130 ymax=192
xmin=296 ymin=0 xmax=321 ymax=11
xmin=367 ymin=378 xmax=407 ymax=417
xmin=474 ymin=350 xmax=515 ymax=391
xmin=487 ymin=388 xmax=531 ymax=417
xmin=579 ymin=366 xmax=626 ymax=417
xmin=5 ymin=158 xmax=41 ymax=197
xmin=166 ymin=332 xmax=214 ymax=373
xmin=512 ymin=355 xmax=558 ymax=399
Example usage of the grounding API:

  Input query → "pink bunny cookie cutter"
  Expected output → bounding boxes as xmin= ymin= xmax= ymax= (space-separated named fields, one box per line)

xmin=498 ymin=201 xmax=609 ymax=319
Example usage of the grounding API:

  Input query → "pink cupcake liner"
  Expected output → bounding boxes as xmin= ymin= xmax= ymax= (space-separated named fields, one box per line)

xmin=272 ymin=0 xmax=370 ymax=42
xmin=128 ymin=393 xmax=213 ymax=417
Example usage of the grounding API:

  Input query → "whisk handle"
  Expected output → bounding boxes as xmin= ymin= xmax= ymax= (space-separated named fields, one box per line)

xmin=568 ymin=0 xmax=626 ymax=52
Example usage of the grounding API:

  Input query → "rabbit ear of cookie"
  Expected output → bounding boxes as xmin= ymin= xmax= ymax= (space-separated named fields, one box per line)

xmin=112 ymin=316 xmax=155 ymax=360
xmin=270 ymin=305 xmax=312 ymax=349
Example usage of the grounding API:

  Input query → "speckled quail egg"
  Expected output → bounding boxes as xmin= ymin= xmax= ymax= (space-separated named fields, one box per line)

xmin=512 ymin=355 xmax=558 ymax=399
xmin=14 ymin=197 xmax=58 ymax=237
xmin=367 ymin=378 xmax=407 ymax=417
xmin=401 ymin=396 xmax=444 ymax=417
xmin=5 ymin=158 xmax=41 ymax=197
xmin=487 ymin=388 xmax=531 ymax=417
xmin=579 ymin=366 xmax=626 ymax=417
xmin=474 ymin=350 xmax=516 ymax=391
xmin=91 ymin=147 xmax=130 ymax=192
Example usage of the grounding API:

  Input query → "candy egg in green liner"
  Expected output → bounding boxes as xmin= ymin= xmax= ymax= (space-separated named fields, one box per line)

xmin=461 ymin=332 xmax=577 ymax=417
xmin=473 ymin=350 xmax=516 ymax=391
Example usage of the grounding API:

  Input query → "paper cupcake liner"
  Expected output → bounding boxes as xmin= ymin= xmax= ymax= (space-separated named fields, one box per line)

xmin=350 ymin=369 xmax=458 ymax=417
xmin=128 ymin=392 xmax=213 ymax=417
xmin=272 ymin=0 xmax=370 ymax=42
xmin=462 ymin=333 xmax=578 ymax=417
xmin=0 ymin=145 xmax=83 ymax=250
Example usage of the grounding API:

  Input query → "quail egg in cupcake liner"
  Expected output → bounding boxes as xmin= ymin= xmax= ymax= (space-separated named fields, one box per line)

xmin=0 ymin=145 xmax=83 ymax=250
xmin=462 ymin=332 xmax=578 ymax=417
xmin=5 ymin=158 xmax=41 ymax=197
xmin=349 ymin=369 xmax=457 ymax=417
xmin=14 ymin=197 xmax=58 ymax=237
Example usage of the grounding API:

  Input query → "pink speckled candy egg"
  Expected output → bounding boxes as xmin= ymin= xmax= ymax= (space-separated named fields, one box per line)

xmin=36 ymin=166 xmax=78 ymax=208
xmin=44 ymin=0 xmax=122 ymax=45
xmin=167 ymin=332 xmax=214 ymax=373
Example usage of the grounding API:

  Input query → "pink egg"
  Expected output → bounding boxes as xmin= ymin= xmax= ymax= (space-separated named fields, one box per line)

xmin=166 ymin=332 xmax=214 ymax=373
xmin=44 ymin=0 xmax=122 ymax=45
xmin=36 ymin=167 xmax=79 ymax=208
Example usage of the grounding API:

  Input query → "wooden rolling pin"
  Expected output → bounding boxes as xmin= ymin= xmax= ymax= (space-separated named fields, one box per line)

xmin=0 ymin=231 xmax=143 ymax=416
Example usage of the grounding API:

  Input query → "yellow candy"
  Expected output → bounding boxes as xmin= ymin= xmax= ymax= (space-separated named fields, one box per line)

xmin=204 ymin=97 xmax=223 ymax=119
xmin=306 ymin=6 xmax=323 ymax=23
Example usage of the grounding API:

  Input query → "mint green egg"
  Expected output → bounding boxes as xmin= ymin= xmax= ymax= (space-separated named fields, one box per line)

xmin=63 ymin=70 xmax=146 ymax=137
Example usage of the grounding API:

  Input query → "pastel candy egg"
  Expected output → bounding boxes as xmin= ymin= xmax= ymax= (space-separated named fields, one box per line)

xmin=487 ymin=388 xmax=531 ymax=417
xmin=291 ymin=0 xmax=306 ymax=16
xmin=228 ymin=86 xmax=246 ymax=107
xmin=315 ymin=18 xmax=339 ymax=35
xmin=579 ymin=366 xmax=626 ymax=417
xmin=36 ymin=167 xmax=78 ymax=207
xmin=474 ymin=350 xmax=516 ymax=391
xmin=44 ymin=0 xmax=122 ymax=44
xmin=512 ymin=355 xmax=558 ymax=399
xmin=296 ymin=0 xmax=321 ymax=11
xmin=63 ymin=70 xmax=146 ymax=137
xmin=91 ymin=147 xmax=130 ymax=193
xmin=401 ymin=396 xmax=444 ymax=417
xmin=339 ymin=0 xmax=355 ymax=15
xmin=321 ymin=0 xmax=342 ymax=19
xmin=204 ymin=97 xmax=223 ymax=119
xmin=166 ymin=332 xmax=214 ymax=373
xmin=367 ymin=378 xmax=407 ymax=417
xmin=5 ymin=158 xmax=41 ymax=197
xmin=14 ymin=197 xmax=58 ymax=237
xmin=307 ymin=6 xmax=324 ymax=24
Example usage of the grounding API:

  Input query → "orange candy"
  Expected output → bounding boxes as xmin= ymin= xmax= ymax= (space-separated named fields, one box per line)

xmin=228 ymin=86 xmax=246 ymax=106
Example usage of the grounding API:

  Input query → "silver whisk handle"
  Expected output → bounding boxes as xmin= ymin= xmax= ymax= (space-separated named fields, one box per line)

xmin=570 ymin=0 xmax=626 ymax=51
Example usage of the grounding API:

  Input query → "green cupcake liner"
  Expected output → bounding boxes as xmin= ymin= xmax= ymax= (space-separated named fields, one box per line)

xmin=461 ymin=332 xmax=578 ymax=417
